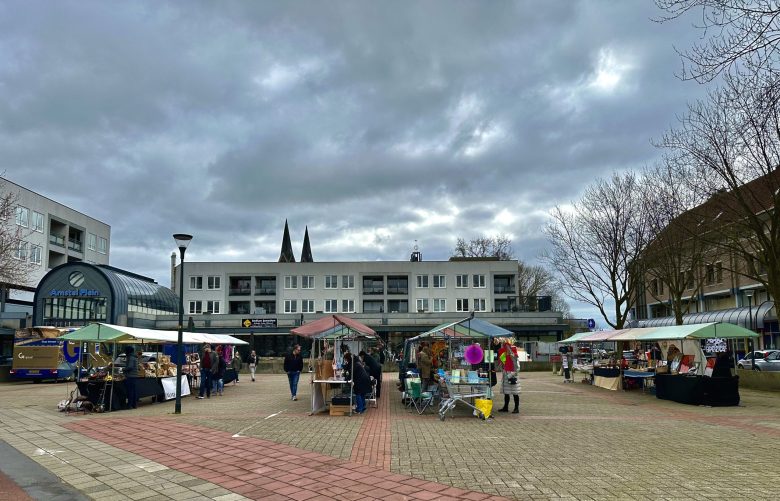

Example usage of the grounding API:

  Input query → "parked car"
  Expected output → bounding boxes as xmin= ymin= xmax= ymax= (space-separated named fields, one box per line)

xmin=753 ymin=351 xmax=780 ymax=372
xmin=738 ymin=350 xmax=778 ymax=370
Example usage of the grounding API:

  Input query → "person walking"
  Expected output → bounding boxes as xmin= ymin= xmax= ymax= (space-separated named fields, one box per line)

xmin=497 ymin=338 xmax=521 ymax=414
xmin=197 ymin=344 xmax=217 ymax=399
xmin=231 ymin=351 xmax=242 ymax=384
xmin=124 ymin=346 xmax=139 ymax=409
xmin=247 ymin=350 xmax=258 ymax=382
xmin=284 ymin=344 xmax=303 ymax=401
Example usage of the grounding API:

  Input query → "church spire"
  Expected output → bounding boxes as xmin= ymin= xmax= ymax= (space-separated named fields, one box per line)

xmin=300 ymin=226 xmax=314 ymax=262
xmin=278 ymin=219 xmax=296 ymax=263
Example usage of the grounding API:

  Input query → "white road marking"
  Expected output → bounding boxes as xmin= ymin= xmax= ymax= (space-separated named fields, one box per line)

xmin=34 ymin=448 xmax=69 ymax=463
xmin=232 ymin=409 xmax=285 ymax=437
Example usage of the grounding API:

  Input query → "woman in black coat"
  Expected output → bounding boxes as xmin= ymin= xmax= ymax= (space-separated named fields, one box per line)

xmin=344 ymin=353 xmax=371 ymax=413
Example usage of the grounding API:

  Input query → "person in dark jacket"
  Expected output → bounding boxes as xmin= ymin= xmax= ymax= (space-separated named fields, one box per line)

xmin=283 ymin=344 xmax=304 ymax=400
xmin=197 ymin=344 xmax=218 ymax=399
xmin=359 ymin=350 xmax=382 ymax=399
xmin=215 ymin=352 xmax=226 ymax=396
xmin=124 ymin=346 xmax=139 ymax=409
xmin=345 ymin=352 xmax=371 ymax=413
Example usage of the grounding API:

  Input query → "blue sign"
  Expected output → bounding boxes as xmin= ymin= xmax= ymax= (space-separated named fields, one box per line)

xmin=63 ymin=341 xmax=80 ymax=363
xmin=587 ymin=319 xmax=596 ymax=329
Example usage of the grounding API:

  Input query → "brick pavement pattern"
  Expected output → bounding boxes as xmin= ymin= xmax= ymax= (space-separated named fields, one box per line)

xmin=1 ymin=372 xmax=779 ymax=500
xmin=0 ymin=470 xmax=34 ymax=501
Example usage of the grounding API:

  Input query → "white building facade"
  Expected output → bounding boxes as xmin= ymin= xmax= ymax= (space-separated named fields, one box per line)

xmin=3 ymin=178 xmax=111 ymax=293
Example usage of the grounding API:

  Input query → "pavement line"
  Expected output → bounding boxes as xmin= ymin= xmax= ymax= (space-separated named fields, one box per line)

xmin=33 ymin=447 xmax=69 ymax=464
xmin=232 ymin=409 xmax=285 ymax=437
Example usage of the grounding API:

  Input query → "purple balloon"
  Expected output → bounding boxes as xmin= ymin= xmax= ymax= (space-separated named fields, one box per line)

xmin=464 ymin=343 xmax=483 ymax=364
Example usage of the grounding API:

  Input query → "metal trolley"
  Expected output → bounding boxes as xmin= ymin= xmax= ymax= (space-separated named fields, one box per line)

xmin=438 ymin=373 xmax=492 ymax=421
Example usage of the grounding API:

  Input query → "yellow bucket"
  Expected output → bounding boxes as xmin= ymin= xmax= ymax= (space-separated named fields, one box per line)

xmin=474 ymin=398 xmax=493 ymax=419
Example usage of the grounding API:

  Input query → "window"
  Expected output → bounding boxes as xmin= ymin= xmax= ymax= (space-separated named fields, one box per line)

xmin=29 ymin=245 xmax=42 ymax=265
xmin=97 ymin=236 xmax=107 ymax=254
xmin=433 ymin=275 xmax=446 ymax=288
xmin=472 ymin=274 xmax=485 ymax=288
xmin=706 ymin=264 xmax=715 ymax=285
xmin=433 ymin=298 xmax=446 ymax=312
xmin=302 ymin=275 xmax=315 ymax=289
xmin=473 ymin=298 xmax=486 ymax=312
xmin=206 ymin=301 xmax=220 ymax=314
xmin=207 ymin=276 xmax=221 ymax=290
xmin=284 ymin=275 xmax=298 ymax=289
xmin=416 ymin=298 xmax=429 ymax=312
xmin=716 ymin=262 xmax=723 ymax=283
xmin=190 ymin=276 xmax=203 ymax=290
xmin=342 ymin=275 xmax=354 ymax=289
xmin=284 ymin=300 xmax=298 ymax=313
xmin=324 ymin=299 xmax=338 ymax=313
xmin=325 ymin=275 xmax=338 ymax=289
xmin=342 ymin=299 xmax=355 ymax=313
xmin=416 ymin=275 xmax=429 ymax=288
xmin=32 ymin=211 xmax=44 ymax=232
xmin=456 ymin=298 xmax=469 ymax=312
xmin=456 ymin=274 xmax=469 ymax=288
xmin=651 ymin=279 xmax=659 ymax=296
xmin=686 ymin=270 xmax=694 ymax=289
xmin=301 ymin=300 xmax=315 ymax=313
xmin=87 ymin=233 xmax=97 ymax=251
xmin=15 ymin=206 xmax=28 ymax=227
xmin=13 ymin=241 xmax=28 ymax=260
xmin=188 ymin=301 xmax=203 ymax=314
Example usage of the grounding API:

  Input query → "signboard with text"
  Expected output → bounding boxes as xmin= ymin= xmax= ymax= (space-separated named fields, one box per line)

xmin=241 ymin=318 xmax=277 ymax=328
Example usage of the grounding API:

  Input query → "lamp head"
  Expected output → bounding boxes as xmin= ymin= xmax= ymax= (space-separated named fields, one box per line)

xmin=746 ymin=290 xmax=754 ymax=298
xmin=173 ymin=234 xmax=193 ymax=253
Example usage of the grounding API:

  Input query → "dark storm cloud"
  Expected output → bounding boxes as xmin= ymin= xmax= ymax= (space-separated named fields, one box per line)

xmin=1 ymin=0 xmax=710 ymax=319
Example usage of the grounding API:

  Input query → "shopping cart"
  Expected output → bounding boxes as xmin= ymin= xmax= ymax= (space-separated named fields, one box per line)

xmin=438 ymin=372 xmax=492 ymax=421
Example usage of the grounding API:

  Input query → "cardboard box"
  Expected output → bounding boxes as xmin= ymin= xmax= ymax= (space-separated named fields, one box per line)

xmin=329 ymin=404 xmax=352 ymax=416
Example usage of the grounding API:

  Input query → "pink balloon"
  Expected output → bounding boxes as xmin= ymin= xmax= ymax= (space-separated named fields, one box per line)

xmin=464 ymin=343 xmax=483 ymax=364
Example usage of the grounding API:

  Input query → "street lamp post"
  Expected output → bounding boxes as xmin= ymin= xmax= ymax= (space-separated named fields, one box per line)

xmin=746 ymin=291 xmax=754 ymax=371
xmin=173 ymin=233 xmax=193 ymax=414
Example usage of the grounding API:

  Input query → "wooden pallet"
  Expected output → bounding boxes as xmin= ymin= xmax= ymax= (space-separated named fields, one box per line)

xmin=329 ymin=404 xmax=352 ymax=416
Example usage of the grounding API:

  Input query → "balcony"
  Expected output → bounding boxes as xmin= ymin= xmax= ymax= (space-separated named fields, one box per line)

xmin=387 ymin=287 xmax=408 ymax=295
xmin=68 ymin=238 xmax=83 ymax=253
xmin=255 ymin=287 xmax=276 ymax=295
xmin=229 ymin=288 xmax=251 ymax=296
xmin=49 ymin=234 xmax=65 ymax=247
xmin=493 ymin=285 xmax=516 ymax=294
xmin=363 ymin=287 xmax=385 ymax=295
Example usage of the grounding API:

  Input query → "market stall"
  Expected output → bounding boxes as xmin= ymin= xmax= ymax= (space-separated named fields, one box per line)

xmin=563 ymin=323 xmax=757 ymax=406
xmin=61 ymin=323 xmax=247 ymax=411
xmin=290 ymin=315 xmax=379 ymax=417
xmin=403 ymin=316 xmax=514 ymax=420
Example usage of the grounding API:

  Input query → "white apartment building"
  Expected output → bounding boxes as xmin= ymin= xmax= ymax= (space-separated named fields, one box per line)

xmin=2 ymin=178 xmax=111 ymax=294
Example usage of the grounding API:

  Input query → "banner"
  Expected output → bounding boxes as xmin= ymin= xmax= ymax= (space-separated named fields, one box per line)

xmin=160 ymin=375 xmax=191 ymax=400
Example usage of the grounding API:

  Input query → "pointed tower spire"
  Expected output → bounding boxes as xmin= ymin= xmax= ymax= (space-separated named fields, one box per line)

xmin=300 ymin=226 xmax=314 ymax=262
xmin=279 ymin=219 xmax=296 ymax=263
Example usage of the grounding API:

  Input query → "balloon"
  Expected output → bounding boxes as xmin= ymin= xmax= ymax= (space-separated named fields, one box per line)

xmin=464 ymin=343 xmax=484 ymax=364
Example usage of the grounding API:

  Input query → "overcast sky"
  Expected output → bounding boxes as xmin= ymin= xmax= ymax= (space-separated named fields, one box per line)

xmin=1 ymin=1 xmax=712 ymax=324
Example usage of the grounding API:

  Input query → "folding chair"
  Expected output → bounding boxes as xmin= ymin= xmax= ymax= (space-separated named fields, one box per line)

xmin=408 ymin=379 xmax=434 ymax=415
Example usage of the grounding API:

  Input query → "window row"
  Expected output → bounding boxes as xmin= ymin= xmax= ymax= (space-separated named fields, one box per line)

xmin=12 ymin=241 xmax=43 ymax=265
xmin=14 ymin=207 xmax=44 ymax=233
xmin=650 ymin=262 xmax=725 ymax=295
xmin=189 ymin=300 xmax=222 ymax=314
xmin=85 ymin=233 xmax=108 ymax=254
xmin=414 ymin=298 xmax=487 ymax=312
xmin=284 ymin=299 xmax=355 ymax=313
xmin=285 ymin=275 xmax=355 ymax=289
xmin=190 ymin=276 xmax=222 ymax=290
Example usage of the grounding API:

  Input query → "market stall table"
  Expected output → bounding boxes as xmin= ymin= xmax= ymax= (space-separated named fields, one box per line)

xmin=654 ymin=373 xmax=740 ymax=406
xmin=622 ymin=369 xmax=655 ymax=393
xmin=77 ymin=377 xmax=166 ymax=411
xmin=592 ymin=366 xmax=621 ymax=390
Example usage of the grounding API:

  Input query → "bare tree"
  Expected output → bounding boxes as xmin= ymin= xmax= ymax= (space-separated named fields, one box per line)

xmin=638 ymin=161 xmax=708 ymax=324
xmin=452 ymin=234 xmax=514 ymax=260
xmin=543 ymin=172 xmax=649 ymax=329
xmin=517 ymin=261 xmax=570 ymax=316
xmin=656 ymin=0 xmax=780 ymax=82
xmin=0 ymin=178 xmax=36 ymax=291
xmin=659 ymin=73 xmax=780 ymax=309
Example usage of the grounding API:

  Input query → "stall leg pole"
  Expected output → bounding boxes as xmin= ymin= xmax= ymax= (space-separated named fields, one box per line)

xmin=108 ymin=342 xmax=115 ymax=411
